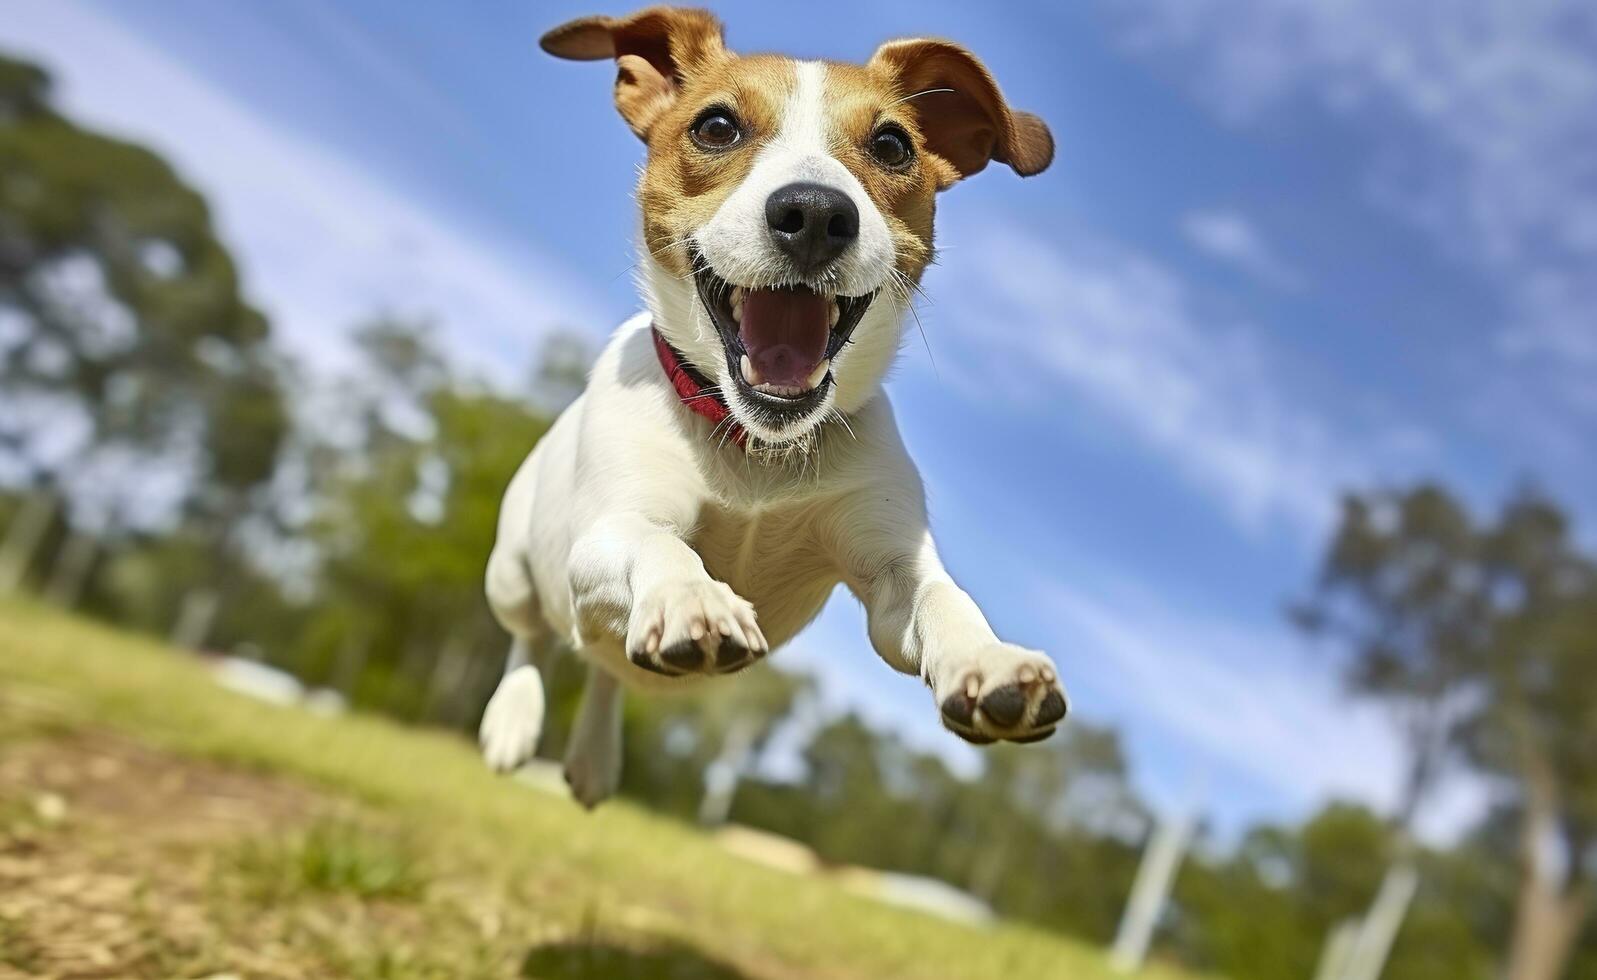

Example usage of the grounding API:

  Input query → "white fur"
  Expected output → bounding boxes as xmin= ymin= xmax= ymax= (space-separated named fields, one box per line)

xmin=478 ymin=56 xmax=1067 ymax=805
xmin=478 ymin=662 xmax=544 ymax=772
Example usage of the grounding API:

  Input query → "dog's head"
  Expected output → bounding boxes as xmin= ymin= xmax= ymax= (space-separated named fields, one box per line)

xmin=543 ymin=7 xmax=1052 ymax=446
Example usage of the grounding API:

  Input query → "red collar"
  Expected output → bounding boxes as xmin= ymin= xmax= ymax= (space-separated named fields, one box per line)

xmin=652 ymin=327 xmax=747 ymax=449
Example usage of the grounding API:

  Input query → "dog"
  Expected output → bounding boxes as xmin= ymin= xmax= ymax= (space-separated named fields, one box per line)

xmin=479 ymin=6 xmax=1068 ymax=807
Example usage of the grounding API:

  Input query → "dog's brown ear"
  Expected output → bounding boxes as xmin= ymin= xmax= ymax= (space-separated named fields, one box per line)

xmin=869 ymin=38 xmax=1052 ymax=188
xmin=541 ymin=7 xmax=727 ymax=140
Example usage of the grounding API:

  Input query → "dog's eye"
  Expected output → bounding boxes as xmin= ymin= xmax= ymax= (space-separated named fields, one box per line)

xmin=869 ymin=125 xmax=913 ymax=169
xmin=691 ymin=110 xmax=741 ymax=150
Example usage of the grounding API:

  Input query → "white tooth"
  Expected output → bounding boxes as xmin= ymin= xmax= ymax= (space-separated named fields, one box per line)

xmin=731 ymin=298 xmax=744 ymax=322
xmin=740 ymin=354 xmax=761 ymax=385
xmin=829 ymin=302 xmax=841 ymax=328
xmin=806 ymin=359 xmax=830 ymax=389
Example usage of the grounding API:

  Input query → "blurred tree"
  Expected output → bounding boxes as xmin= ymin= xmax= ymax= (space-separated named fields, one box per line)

xmin=163 ymin=345 xmax=289 ymax=647
xmin=290 ymin=318 xmax=550 ymax=724
xmin=1292 ymin=485 xmax=1486 ymax=978
xmin=1299 ymin=484 xmax=1597 ymax=980
xmin=1294 ymin=485 xmax=1489 ymax=832
xmin=0 ymin=51 xmax=279 ymax=602
xmin=1469 ymin=494 xmax=1597 ymax=980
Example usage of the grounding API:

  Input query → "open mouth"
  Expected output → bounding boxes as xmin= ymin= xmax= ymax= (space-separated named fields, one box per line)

xmin=692 ymin=260 xmax=875 ymax=421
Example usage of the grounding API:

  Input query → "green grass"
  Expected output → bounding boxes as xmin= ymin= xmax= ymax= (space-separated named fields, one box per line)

xmin=230 ymin=817 xmax=430 ymax=902
xmin=0 ymin=598 xmax=1205 ymax=980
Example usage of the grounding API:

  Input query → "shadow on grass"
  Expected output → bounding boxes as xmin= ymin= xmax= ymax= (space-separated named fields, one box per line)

xmin=521 ymin=938 xmax=752 ymax=980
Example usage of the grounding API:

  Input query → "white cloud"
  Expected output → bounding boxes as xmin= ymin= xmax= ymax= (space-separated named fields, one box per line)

xmin=934 ymin=223 xmax=1426 ymax=539
xmin=1108 ymin=0 xmax=1597 ymax=419
xmin=0 ymin=1 xmax=607 ymax=380
xmin=1181 ymin=208 xmax=1303 ymax=289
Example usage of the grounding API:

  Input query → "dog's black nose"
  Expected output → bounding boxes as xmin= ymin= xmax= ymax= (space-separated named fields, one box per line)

xmin=764 ymin=182 xmax=859 ymax=273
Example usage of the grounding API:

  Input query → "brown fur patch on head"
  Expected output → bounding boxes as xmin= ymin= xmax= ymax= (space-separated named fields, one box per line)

xmin=541 ymin=7 xmax=729 ymax=139
xmin=867 ymin=38 xmax=1053 ymax=185
xmin=635 ymin=55 xmax=796 ymax=279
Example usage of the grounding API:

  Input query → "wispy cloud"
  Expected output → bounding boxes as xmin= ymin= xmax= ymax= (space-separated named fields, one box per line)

xmin=1181 ymin=208 xmax=1303 ymax=290
xmin=932 ymin=222 xmax=1428 ymax=540
xmin=1038 ymin=574 xmax=1485 ymax=840
xmin=1107 ymin=0 xmax=1597 ymax=422
xmin=0 ymin=1 xmax=606 ymax=379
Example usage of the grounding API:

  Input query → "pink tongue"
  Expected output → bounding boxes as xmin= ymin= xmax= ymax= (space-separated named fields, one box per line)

xmin=739 ymin=287 xmax=829 ymax=387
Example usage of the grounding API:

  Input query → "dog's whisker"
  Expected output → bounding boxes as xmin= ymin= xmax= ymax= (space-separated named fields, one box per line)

xmin=891 ymin=268 xmax=933 ymax=307
xmin=706 ymin=413 xmax=736 ymax=448
xmin=901 ymin=292 xmax=937 ymax=378
xmin=832 ymin=409 xmax=858 ymax=442
xmin=887 ymin=86 xmax=956 ymax=108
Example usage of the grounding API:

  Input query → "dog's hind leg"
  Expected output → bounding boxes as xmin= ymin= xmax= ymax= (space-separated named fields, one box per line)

xmin=479 ymin=636 xmax=547 ymax=773
xmin=481 ymin=464 xmax=555 ymax=774
xmin=562 ymin=661 xmax=623 ymax=809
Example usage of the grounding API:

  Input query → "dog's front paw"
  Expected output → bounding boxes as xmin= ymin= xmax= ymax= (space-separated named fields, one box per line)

xmin=932 ymin=644 xmax=1068 ymax=745
xmin=627 ymin=579 xmax=768 ymax=677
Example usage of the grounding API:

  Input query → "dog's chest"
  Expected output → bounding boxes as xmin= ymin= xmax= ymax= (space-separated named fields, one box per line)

xmin=690 ymin=500 xmax=840 ymax=650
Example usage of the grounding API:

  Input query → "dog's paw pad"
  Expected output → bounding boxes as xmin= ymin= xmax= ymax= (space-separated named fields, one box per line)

xmin=626 ymin=580 xmax=767 ymax=677
xmin=978 ymin=683 xmax=1028 ymax=728
xmin=1035 ymin=688 xmax=1068 ymax=727
xmin=939 ymin=690 xmax=977 ymax=729
xmin=661 ymin=639 xmax=706 ymax=672
xmin=714 ymin=635 xmax=761 ymax=672
xmin=934 ymin=645 xmax=1068 ymax=745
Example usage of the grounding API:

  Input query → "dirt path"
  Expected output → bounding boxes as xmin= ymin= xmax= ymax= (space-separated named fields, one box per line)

xmin=0 ymin=731 xmax=331 ymax=978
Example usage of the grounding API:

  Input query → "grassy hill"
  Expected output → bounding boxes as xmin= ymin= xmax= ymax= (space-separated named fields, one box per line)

xmin=0 ymin=600 xmax=1201 ymax=979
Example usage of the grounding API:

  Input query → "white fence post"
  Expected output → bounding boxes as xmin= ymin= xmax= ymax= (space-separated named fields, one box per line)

xmin=1111 ymin=807 xmax=1197 ymax=973
xmin=1341 ymin=864 xmax=1418 ymax=980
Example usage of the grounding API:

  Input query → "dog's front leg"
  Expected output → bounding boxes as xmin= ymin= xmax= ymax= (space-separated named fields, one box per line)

xmin=854 ymin=531 xmax=1069 ymax=745
xmin=569 ymin=513 xmax=769 ymax=677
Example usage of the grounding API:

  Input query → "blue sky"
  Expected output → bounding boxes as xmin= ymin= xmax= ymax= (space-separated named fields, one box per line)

xmin=6 ymin=0 xmax=1594 ymax=839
